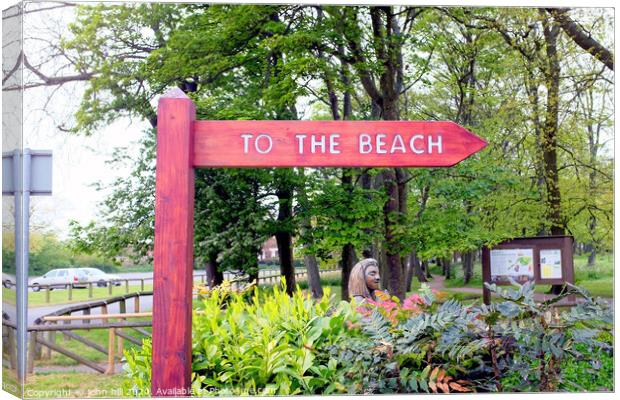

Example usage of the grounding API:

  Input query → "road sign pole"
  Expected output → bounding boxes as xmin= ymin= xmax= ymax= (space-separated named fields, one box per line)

xmin=3 ymin=149 xmax=52 ymax=382
xmin=12 ymin=149 xmax=29 ymax=381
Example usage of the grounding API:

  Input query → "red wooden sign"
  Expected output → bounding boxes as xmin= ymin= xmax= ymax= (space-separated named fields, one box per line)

xmin=194 ymin=120 xmax=486 ymax=167
xmin=151 ymin=89 xmax=488 ymax=396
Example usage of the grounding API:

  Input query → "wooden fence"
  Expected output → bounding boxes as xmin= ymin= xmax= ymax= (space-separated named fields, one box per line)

xmin=3 ymin=291 xmax=152 ymax=375
xmin=18 ymin=267 xmax=335 ymax=304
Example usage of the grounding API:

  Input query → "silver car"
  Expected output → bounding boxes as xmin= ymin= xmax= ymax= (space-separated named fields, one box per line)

xmin=79 ymin=268 xmax=122 ymax=287
xmin=2 ymin=273 xmax=15 ymax=288
xmin=31 ymin=268 xmax=89 ymax=291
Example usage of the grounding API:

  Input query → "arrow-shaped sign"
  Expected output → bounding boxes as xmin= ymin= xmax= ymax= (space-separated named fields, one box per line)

xmin=192 ymin=120 xmax=487 ymax=167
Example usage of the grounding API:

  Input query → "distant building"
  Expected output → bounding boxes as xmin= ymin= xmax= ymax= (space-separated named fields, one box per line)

xmin=259 ymin=237 xmax=279 ymax=261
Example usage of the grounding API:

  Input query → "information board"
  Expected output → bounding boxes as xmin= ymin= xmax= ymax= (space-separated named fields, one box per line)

xmin=490 ymin=248 xmax=534 ymax=283
xmin=481 ymin=236 xmax=575 ymax=305
xmin=540 ymin=249 xmax=562 ymax=279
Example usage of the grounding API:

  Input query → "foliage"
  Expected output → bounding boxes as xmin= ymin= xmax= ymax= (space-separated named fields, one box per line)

xmin=2 ymin=231 xmax=116 ymax=276
xmin=299 ymin=170 xmax=385 ymax=261
xmin=125 ymin=279 xmax=612 ymax=394
xmin=59 ymin=4 xmax=613 ymax=285
xmin=123 ymin=338 xmax=152 ymax=397
xmin=194 ymin=279 xmax=257 ymax=305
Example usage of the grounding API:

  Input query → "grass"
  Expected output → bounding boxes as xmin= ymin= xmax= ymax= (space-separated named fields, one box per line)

xmin=1 ymin=321 xmax=151 ymax=397
xmin=2 ymin=283 xmax=155 ymax=307
xmin=110 ymin=264 xmax=154 ymax=273
xmin=24 ymin=372 xmax=129 ymax=398
xmin=436 ymin=253 xmax=613 ymax=298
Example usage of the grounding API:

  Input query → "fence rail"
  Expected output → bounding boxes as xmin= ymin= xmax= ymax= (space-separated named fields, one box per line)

xmin=12 ymin=267 xmax=339 ymax=304
xmin=2 ymin=268 xmax=341 ymax=376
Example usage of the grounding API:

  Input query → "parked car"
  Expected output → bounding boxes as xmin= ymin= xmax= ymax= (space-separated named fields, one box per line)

xmin=79 ymin=268 xmax=122 ymax=287
xmin=2 ymin=273 xmax=15 ymax=288
xmin=31 ymin=268 xmax=89 ymax=291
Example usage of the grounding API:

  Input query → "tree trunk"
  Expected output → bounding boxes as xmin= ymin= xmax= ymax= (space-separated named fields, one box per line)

xmin=305 ymin=254 xmax=323 ymax=299
xmin=542 ymin=12 xmax=564 ymax=236
xmin=382 ymin=168 xmax=405 ymax=300
xmin=298 ymin=168 xmax=323 ymax=299
xmin=404 ymin=254 xmax=414 ymax=292
xmin=442 ymin=257 xmax=452 ymax=280
xmin=587 ymin=246 xmax=596 ymax=267
xmin=409 ymin=251 xmax=427 ymax=284
xmin=339 ymin=168 xmax=357 ymax=300
xmin=248 ymin=269 xmax=259 ymax=286
xmin=395 ymin=167 xmax=409 ymax=297
xmin=462 ymin=251 xmax=474 ymax=284
xmin=205 ymin=257 xmax=223 ymax=288
xmin=341 ymin=243 xmax=355 ymax=301
xmin=542 ymin=12 xmax=566 ymax=294
xmin=376 ymin=242 xmax=389 ymax=291
xmin=275 ymin=183 xmax=296 ymax=296
xmin=422 ymin=260 xmax=432 ymax=280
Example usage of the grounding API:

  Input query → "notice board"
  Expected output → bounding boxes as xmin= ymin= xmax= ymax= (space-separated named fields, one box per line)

xmin=481 ymin=236 xmax=575 ymax=305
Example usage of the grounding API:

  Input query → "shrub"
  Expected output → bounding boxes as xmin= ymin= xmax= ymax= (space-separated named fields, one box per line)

xmin=124 ymin=280 xmax=613 ymax=395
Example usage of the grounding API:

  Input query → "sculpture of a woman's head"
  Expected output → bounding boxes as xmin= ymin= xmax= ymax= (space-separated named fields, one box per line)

xmin=348 ymin=258 xmax=381 ymax=302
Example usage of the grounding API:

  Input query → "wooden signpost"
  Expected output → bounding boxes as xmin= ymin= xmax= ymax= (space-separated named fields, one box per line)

xmin=151 ymin=88 xmax=488 ymax=396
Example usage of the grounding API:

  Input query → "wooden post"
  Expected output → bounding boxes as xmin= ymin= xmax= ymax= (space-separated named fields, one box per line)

xmin=61 ymin=316 xmax=72 ymax=341
xmin=118 ymin=300 xmax=126 ymax=359
xmin=41 ymin=324 xmax=51 ymax=360
xmin=83 ymin=308 xmax=91 ymax=325
xmin=106 ymin=328 xmax=115 ymax=374
xmin=49 ymin=323 xmax=56 ymax=359
xmin=45 ymin=286 xmax=50 ymax=303
xmin=152 ymin=88 xmax=196 ymax=394
xmin=34 ymin=337 xmax=43 ymax=361
xmin=117 ymin=329 xmax=124 ymax=358
xmin=88 ymin=283 xmax=93 ymax=298
xmin=8 ymin=327 xmax=17 ymax=369
xmin=68 ymin=284 xmax=73 ymax=301
xmin=134 ymin=296 xmax=141 ymax=313
xmin=141 ymin=279 xmax=144 ymax=292
xmin=125 ymin=280 xmax=129 ymax=294
xmin=108 ymin=282 xmax=113 ymax=296
xmin=101 ymin=304 xmax=108 ymax=324
xmin=27 ymin=332 xmax=36 ymax=374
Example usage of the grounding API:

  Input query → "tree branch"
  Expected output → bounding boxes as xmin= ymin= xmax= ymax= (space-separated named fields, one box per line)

xmin=546 ymin=8 xmax=613 ymax=71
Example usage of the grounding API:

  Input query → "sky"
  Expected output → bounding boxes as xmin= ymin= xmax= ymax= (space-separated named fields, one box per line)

xmin=2 ymin=2 xmax=147 ymax=238
xmin=1 ymin=0 xmax=617 ymax=240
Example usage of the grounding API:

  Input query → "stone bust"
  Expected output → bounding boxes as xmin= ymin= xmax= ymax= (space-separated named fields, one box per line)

xmin=348 ymin=258 xmax=381 ymax=303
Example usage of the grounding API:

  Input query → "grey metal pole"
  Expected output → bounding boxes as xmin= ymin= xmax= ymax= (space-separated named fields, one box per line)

xmin=13 ymin=149 xmax=29 ymax=381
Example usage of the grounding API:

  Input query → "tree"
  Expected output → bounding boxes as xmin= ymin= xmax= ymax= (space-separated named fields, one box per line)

xmin=545 ymin=8 xmax=613 ymax=71
xmin=11 ymin=4 xmax=613 ymax=300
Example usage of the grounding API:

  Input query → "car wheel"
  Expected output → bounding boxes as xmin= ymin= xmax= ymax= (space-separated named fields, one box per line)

xmin=32 ymin=283 xmax=40 ymax=292
xmin=98 ymin=280 xmax=106 ymax=287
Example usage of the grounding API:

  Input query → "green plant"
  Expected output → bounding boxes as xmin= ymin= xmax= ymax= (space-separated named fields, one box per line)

xmin=123 ymin=338 xmax=152 ymax=397
xmin=124 ymin=280 xmax=613 ymax=394
xmin=189 ymin=280 xmax=361 ymax=395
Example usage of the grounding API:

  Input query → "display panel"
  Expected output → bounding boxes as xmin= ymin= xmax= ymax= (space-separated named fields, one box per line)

xmin=489 ymin=248 xmax=534 ymax=283
xmin=540 ymin=249 xmax=563 ymax=280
